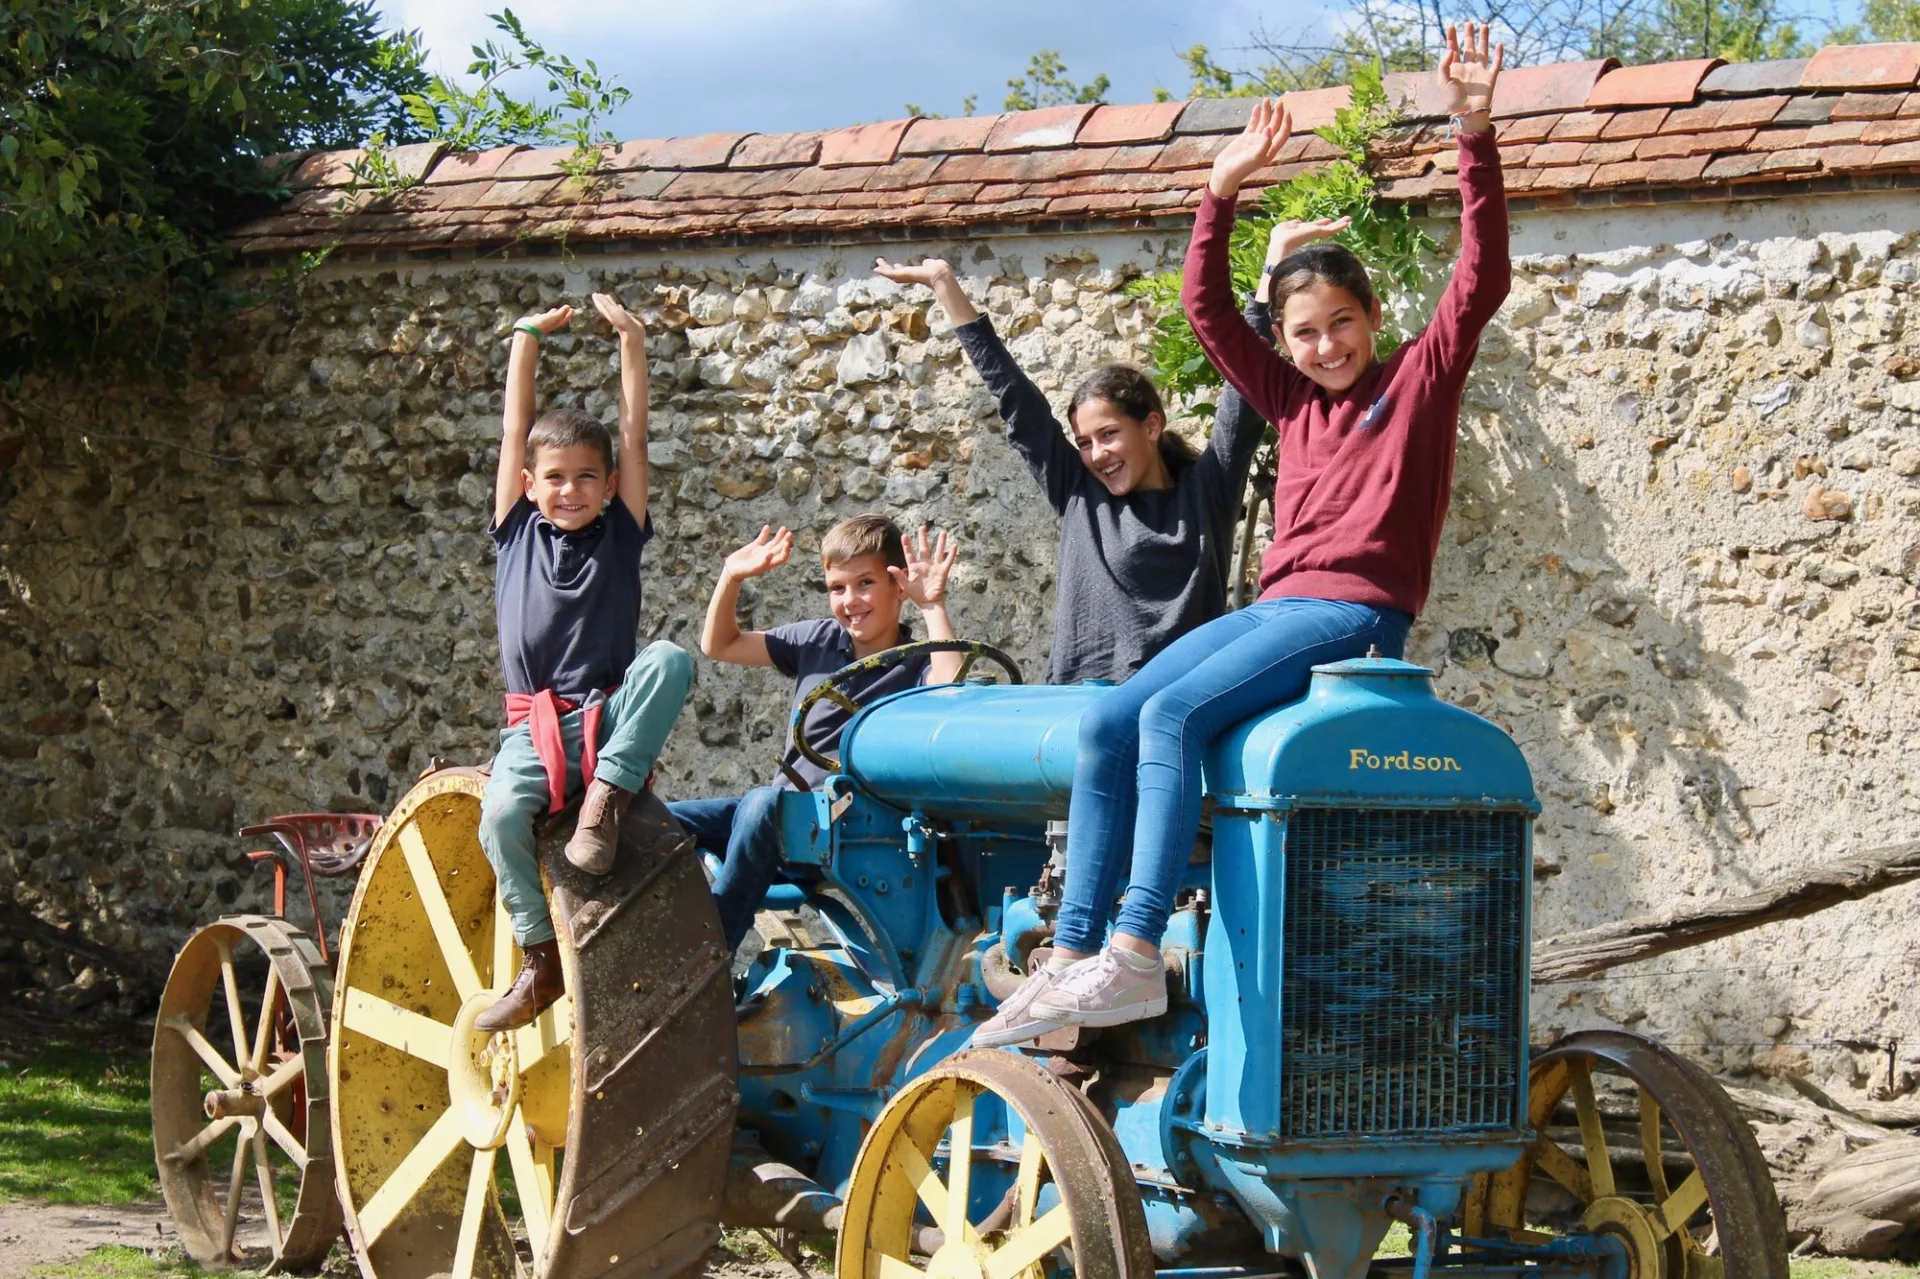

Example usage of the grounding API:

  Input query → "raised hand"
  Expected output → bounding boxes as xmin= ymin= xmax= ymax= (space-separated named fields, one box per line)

xmin=1208 ymin=97 xmax=1292 ymax=199
xmin=515 ymin=304 xmax=574 ymax=336
xmin=1438 ymin=21 xmax=1504 ymax=118
xmin=723 ymin=525 xmax=793 ymax=581
xmin=890 ymin=527 xmax=958 ymax=608
xmin=874 ymin=257 xmax=956 ymax=289
xmin=1268 ymin=216 xmax=1353 ymax=264
xmin=590 ymin=292 xmax=647 ymax=339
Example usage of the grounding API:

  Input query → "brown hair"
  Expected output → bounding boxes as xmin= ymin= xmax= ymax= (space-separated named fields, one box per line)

xmin=526 ymin=407 xmax=615 ymax=472
xmin=1269 ymin=244 xmax=1377 ymax=317
xmin=821 ymin=513 xmax=908 ymax=572
xmin=1066 ymin=364 xmax=1195 ymax=468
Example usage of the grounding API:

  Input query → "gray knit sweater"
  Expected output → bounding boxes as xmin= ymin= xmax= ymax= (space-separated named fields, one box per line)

xmin=956 ymin=304 xmax=1270 ymax=685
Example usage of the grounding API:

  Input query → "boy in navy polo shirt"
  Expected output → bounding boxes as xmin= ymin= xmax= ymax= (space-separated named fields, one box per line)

xmin=477 ymin=293 xmax=694 ymax=1032
xmin=669 ymin=515 xmax=962 ymax=952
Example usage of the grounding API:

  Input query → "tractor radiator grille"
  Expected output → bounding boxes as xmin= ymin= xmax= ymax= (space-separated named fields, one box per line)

xmin=1279 ymin=807 xmax=1527 ymax=1140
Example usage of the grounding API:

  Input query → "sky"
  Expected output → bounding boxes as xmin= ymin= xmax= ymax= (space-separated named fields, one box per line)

xmin=371 ymin=0 xmax=1294 ymax=141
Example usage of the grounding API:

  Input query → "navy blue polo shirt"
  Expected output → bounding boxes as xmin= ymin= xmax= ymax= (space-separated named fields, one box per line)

xmin=491 ymin=496 xmax=652 ymax=700
xmin=765 ymin=619 xmax=931 ymax=790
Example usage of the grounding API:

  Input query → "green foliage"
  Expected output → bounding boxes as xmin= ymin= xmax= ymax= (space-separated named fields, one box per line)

xmin=0 ymin=1043 xmax=154 ymax=1205
xmin=903 ymin=95 xmax=978 ymax=119
xmin=1602 ymin=0 xmax=1812 ymax=61
xmin=1859 ymin=0 xmax=1920 ymax=40
xmin=355 ymin=8 xmax=629 ymax=195
xmin=1130 ymin=62 xmax=1439 ymax=406
xmin=1003 ymin=50 xmax=1110 ymax=112
xmin=0 ymin=0 xmax=426 ymax=380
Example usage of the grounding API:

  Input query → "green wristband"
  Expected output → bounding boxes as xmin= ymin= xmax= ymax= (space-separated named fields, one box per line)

xmin=513 ymin=322 xmax=544 ymax=340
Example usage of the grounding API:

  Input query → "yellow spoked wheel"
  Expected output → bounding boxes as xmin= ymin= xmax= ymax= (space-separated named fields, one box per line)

xmin=329 ymin=769 xmax=738 ymax=1279
xmin=152 ymin=916 xmax=339 ymax=1270
xmin=837 ymin=1050 xmax=1153 ymax=1279
xmin=1463 ymin=1030 xmax=1787 ymax=1279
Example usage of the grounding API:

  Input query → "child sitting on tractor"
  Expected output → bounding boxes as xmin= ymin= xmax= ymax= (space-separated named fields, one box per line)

xmin=669 ymin=516 xmax=963 ymax=953
xmin=476 ymin=294 xmax=695 ymax=1033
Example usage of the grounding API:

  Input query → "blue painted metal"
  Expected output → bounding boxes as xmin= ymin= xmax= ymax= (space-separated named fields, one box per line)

xmin=725 ymin=659 xmax=1590 ymax=1277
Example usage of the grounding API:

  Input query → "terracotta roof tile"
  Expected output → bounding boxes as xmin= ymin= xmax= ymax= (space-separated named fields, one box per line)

xmin=1078 ymin=101 xmax=1184 ymax=145
xmin=1590 ymin=59 xmax=1721 ymax=106
xmin=1862 ymin=115 xmax=1920 ymax=142
xmin=1495 ymin=59 xmax=1618 ymax=115
xmin=1832 ymin=91 xmax=1907 ymax=119
xmin=1109 ymin=144 xmax=1165 ymax=171
xmin=1497 ymin=114 xmax=1564 ymax=143
xmin=1874 ymin=138 xmax=1920 ymax=162
xmin=1808 ymin=119 xmax=1872 ymax=144
xmin=1382 ymin=70 xmax=1456 ymax=119
xmin=862 ymin=156 xmax=947 ymax=191
xmin=1547 ymin=111 xmax=1610 ymax=140
xmin=1662 ymin=102 xmax=1729 ymax=131
xmin=290 ymin=150 xmax=361 ymax=188
xmin=1530 ymin=140 xmax=1591 ymax=165
xmin=1636 ymin=127 xmax=1756 ymax=158
xmin=1532 ymin=162 xmax=1601 ymax=189
xmin=493 ymin=146 xmax=573 ymax=180
xmin=820 ymin=119 xmax=912 ymax=167
xmin=1583 ymin=139 xmax=1642 ymax=164
xmin=1175 ymin=98 xmax=1254 ymax=135
xmin=1497 ymin=143 xmax=1535 ymax=167
xmin=1774 ymin=94 xmax=1840 ymax=123
xmin=1702 ymin=152 xmax=1772 ymax=180
xmin=1153 ymin=134 xmax=1229 ymax=171
xmin=1823 ymin=143 xmax=1884 ymax=169
xmin=1760 ymin=146 xmax=1823 ymax=172
xmin=475 ymin=178 xmax=562 ymax=208
xmin=1375 ymin=155 xmax=1433 ymax=179
xmin=1647 ymin=154 xmax=1712 ymax=183
xmin=1283 ymin=86 xmax=1355 ymax=131
xmin=609 ymin=170 xmax=677 ymax=201
xmin=650 ymin=132 xmax=747 ymax=170
xmin=1600 ymin=108 xmax=1670 ymax=138
xmin=900 ymin=116 xmax=998 ymax=155
xmin=1718 ymin=95 xmax=1791 ymax=126
xmin=732 ymin=132 xmax=822 ymax=168
xmin=1592 ymin=159 xmax=1655 ymax=185
xmin=1700 ymin=58 xmax=1809 ymax=95
xmin=427 ymin=145 xmax=522 ymax=185
xmin=1803 ymin=43 xmax=1920 ymax=90
xmin=985 ymin=105 xmax=1096 ymax=151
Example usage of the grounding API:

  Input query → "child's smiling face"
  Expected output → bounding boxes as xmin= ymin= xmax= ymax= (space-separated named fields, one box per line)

xmin=523 ymin=442 xmax=610 ymax=531
xmin=824 ymin=552 xmax=907 ymax=654
xmin=1071 ymin=399 xmax=1168 ymax=496
xmin=1280 ymin=281 xmax=1381 ymax=394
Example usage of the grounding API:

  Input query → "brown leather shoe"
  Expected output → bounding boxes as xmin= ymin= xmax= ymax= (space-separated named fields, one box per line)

xmin=564 ymin=778 xmax=632 ymax=875
xmin=474 ymin=939 xmax=563 ymax=1032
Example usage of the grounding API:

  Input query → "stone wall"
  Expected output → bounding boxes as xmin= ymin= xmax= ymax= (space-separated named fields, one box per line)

xmin=4 ymin=197 xmax=1919 ymax=1099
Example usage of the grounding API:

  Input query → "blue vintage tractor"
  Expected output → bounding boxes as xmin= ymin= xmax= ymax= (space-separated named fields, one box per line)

xmin=285 ymin=644 xmax=1784 ymax=1279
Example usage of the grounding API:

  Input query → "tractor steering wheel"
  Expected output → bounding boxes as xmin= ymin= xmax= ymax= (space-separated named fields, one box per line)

xmin=784 ymin=640 xmax=1024 ymax=785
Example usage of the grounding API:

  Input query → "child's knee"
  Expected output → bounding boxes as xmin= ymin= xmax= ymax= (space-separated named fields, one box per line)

xmin=478 ymin=793 xmax=536 ymax=857
xmin=634 ymin=640 xmax=694 ymax=696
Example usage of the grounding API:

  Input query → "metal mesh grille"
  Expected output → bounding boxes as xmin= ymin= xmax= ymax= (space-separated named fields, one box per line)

xmin=1279 ymin=807 xmax=1527 ymax=1139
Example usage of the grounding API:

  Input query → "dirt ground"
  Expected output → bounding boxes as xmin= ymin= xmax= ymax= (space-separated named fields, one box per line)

xmin=0 ymin=1202 xmax=178 ymax=1278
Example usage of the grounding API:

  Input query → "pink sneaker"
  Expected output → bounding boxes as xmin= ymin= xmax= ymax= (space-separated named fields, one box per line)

xmin=1030 ymin=950 xmax=1167 ymax=1028
xmin=970 ymin=967 xmax=1066 ymax=1048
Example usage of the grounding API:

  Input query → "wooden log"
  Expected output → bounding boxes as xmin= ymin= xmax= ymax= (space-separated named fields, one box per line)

xmin=1800 ymin=1135 xmax=1920 ymax=1258
xmin=1532 ymin=840 xmax=1920 ymax=983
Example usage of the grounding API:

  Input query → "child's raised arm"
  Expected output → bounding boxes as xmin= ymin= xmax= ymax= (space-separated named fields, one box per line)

xmin=495 ymin=304 xmax=574 ymax=528
xmin=874 ymin=257 xmax=980 ymax=327
xmin=1417 ymin=23 xmax=1510 ymax=373
xmin=590 ymin=293 xmax=652 ymax=527
xmin=891 ymin=527 xmax=964 ymax=684
xmin=702 ymin=526 xmax=794 ymax=667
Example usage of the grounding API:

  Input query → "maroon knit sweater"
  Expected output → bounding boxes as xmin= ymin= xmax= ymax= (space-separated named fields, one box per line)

xmin=1181 ymin=127 xmax=1510 ymax=617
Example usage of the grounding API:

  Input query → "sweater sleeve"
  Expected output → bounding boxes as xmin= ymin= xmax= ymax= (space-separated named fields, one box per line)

xmin=954 ymin=315 xmax=1078 ymax=515
xmin=1206 ymin=297 xmax=1273 ymax=492
xmin=1181 ymin=191 xmax=1309 ymax=424
xmin=1413 ymin=127 xmax=1511 ymax=377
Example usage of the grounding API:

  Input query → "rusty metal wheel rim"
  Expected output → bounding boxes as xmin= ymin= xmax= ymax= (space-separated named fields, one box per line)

xmin=1465 ymin=1030 xmax=1787 ymax=1279
xmin=836 ymin=1049 xmax=1153 ymax=1279
xmin=152 ymin=916 xmax=338 ymax=1271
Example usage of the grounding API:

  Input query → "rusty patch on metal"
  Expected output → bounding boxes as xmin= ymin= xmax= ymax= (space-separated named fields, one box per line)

xmin=564 ymin=1075 xmax=739 ymax=1231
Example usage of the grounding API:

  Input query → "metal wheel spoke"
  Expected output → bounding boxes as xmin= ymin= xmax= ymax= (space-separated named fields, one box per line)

xmin=340 ymin=986 xmax=453 ymax=1069
xmin=220 ymin=1125 xmax=249 ymax=1257
xmin=218 ymin=944 xmax=251 ymax=1075
xmin=1568 ymin=1058 xmax=1616 ymax=1198
xmin=514 ymin=994 xmax=572 ymax=1072
xmin=1013 ymin=1129 xmax=1044 ymax=1228
xmin=506 ymin=1122 xmax=555 ymax=1268
xmin=253 ymin=1128 xmax=284 ymax=1246
xmin=945 ymin=1087 xmax=975 ymax=1243
xmin=1640 ymin=1092 xmax=1671 ymax=1202
xmin=257 ymin=1052 xmax=304 ymax=1098
xmin=165 ymin=1017 xmax=242 ymax=1088
xmin=492 ymin=899 xmax=516 ymax=992
xmin=1659 ymin=1169 xmax=1710 ymax=1237
xmin=983 ymin=1204 xmax=1071 ymax=1279
xmin=876 ymin=1254 xmax=926 ymax=1279
xmin=398 ymin=824 xmax=483 ymax=999
xmin=451 ymin=1148 xmax=494 ymax=1279
xmin=891 ymin=1133 xmax=950 ymax=1231
xmin=262 ymin=1109 xmax=305 ymax=1164
xmin=1532 ymin=1135 xmax=1595 ymax=1203
xmin=250 ymin=965 xmax=282 ymax=1074
xmin=164 ymin=1115 xmax=241 ymax=1167
xmin=357 ymin=1105 xmax=466 ymax=1246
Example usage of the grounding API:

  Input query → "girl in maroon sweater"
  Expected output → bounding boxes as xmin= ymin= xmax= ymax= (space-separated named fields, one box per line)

xmin=976 ymin=24 xmax=1510 ymax=1046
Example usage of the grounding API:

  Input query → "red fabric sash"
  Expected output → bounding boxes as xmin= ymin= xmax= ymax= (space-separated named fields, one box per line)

xmin=503 ymin=686 xmax=615 ymax=814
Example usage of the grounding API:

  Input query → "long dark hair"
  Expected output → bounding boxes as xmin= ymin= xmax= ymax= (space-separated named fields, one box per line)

xmin=1269 ymin=243 xmax=1377 ymax=316
xmin=1066 ymin=364 xmax=1194 ymax=466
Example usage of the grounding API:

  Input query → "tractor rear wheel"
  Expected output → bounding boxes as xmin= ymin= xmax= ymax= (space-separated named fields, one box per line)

xmin=327 ymin=769 xmax=737 ymax=1279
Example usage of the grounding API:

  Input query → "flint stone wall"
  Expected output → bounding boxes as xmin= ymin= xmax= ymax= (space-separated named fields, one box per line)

xmin=4 ymin=196 xmax=1919 ymax=1098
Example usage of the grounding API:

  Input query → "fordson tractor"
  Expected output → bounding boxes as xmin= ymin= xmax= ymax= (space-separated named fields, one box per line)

xmin=150 ymin=645 xmax=1786 ymax=1279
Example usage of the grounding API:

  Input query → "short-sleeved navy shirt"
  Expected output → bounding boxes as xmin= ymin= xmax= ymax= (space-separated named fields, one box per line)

xmin=765 ymin=619 xmax=931 ymax=790
xmin=492 ymin=496 xmax=652 ymax=699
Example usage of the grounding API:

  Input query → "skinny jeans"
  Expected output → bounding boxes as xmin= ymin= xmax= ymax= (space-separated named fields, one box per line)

xmin=1053 ymin=598 xmax=1412 ymax=954
xmin=479 ymin=641 xmax=694 ymax=945
xmin=667 ymin=786 xmax=786 ymax=953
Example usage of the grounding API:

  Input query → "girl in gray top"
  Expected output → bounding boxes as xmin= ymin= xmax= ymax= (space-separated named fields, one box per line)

xmin=876 ymin=256 xmax=1272 ymax=684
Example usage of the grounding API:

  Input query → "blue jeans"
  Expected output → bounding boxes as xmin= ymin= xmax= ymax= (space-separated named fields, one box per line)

xmin=479 ymin=642 xmax=694 ymax=945
xmin=668 ymin=786 xmax=785 ymax=952
xmin=1054 ymin=598 xmax=1412 ymax=954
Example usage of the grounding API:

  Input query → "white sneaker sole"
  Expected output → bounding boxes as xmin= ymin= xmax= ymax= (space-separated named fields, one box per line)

xmin=1032 ymin=992 xmax=1168 ymax=1028
xmin=970 ymin=1015 xmax=1065 ymax=1049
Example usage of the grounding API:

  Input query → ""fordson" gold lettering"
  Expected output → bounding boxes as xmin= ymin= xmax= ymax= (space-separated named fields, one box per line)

xmin=1349 ymin=748 xmax=1461 ymax=772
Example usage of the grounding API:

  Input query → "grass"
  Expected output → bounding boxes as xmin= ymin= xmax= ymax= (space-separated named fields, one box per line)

xmin=0 ymin=1042 xmax=157 ymax=1205
xmin=25 ymin=1247 xmax=244 ymax=1279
